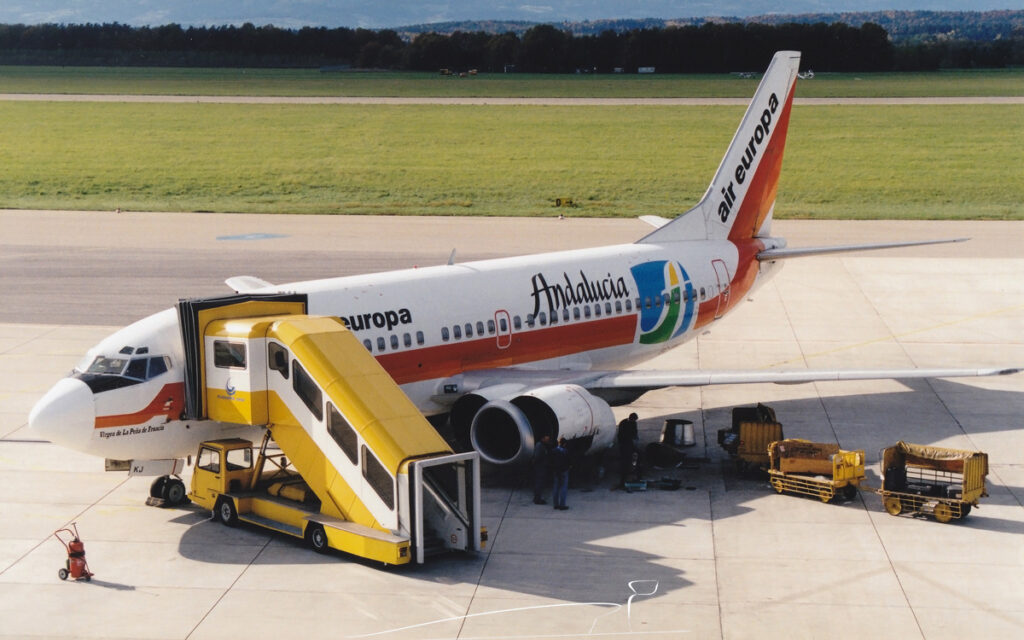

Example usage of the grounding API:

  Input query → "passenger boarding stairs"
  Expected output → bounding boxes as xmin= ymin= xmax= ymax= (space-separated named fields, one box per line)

xmin=178 ymin=294 xmax=483 ymax=564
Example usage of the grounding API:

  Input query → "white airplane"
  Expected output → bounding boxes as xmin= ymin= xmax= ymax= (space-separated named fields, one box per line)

xmin=29 ymin=51 xmax=1019 ymax=499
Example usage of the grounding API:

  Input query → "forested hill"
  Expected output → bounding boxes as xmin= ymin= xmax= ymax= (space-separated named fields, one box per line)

xmin=399 ymin=10 xmax=1024 ymax=43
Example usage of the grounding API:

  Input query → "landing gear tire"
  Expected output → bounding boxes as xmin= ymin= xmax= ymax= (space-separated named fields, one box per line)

xmin=307 ymin=523 xmax=329 ymax=554
xmin=215 ymin=497 xmax=238 ymax=526
xmin=163 ymin=478 xmax=187 ymax=505
xmin=884 ymin=496 xmax=902 ymax=516
xmin=150 ymin=476 xmax=168 ymax=499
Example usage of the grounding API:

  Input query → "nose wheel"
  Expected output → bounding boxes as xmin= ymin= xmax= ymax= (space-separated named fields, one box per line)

xmin=148 ymin=475 xmax=189 ymax=506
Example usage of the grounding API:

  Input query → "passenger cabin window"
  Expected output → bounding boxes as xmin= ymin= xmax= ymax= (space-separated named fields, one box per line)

xmin=416 ymin=331 xmax=425 ymax=345
xmin=626 ymin=299 xmax=633 ymax=312
xmin=538 ymin=312 xmax=547 ymax=326
xmin=292 ymin=361 xmax=323 ymax=421
xmin=573 ymin=308 xmax=581 ymax=320
xmin=526 ymin=314 xmax=535 ymax=327
xmin=499 ymin=317 xmax=508 ymax=332
xmin=453 ymin=325 xmax=462 ymax=339
xmin=363 ymin=339 xmax=373 ymax=351
xmin=268 ymin=343 xmax=289 ymax=379
xmin=327 ymin=403 xmax=359 ymax=464
xmin=672 ymin=289 xmax=681 ymax=303
xmin=390 ymin=335 xmax=399 ymax=350
xmin=615 ymin=300 xmax=622 ymax=313
xmin=362 ymin=446 xmax=395 ymax=510
xmin=594 ymin=304 xmax=601 ymax=317
xmin=465 ymin=323 xmax=473 ymax=338
xmin=562 ymin=309 xmax=570 ymax=322
xmin=197 ymin=447 xmax=220 ymax=473
xmin=513 ymin=316 xmax=522 ymax=330
xmin=487 ymin=319 xmax=495 ymax=334
xmin=214 ymin=341 xmax=247 ymax=369
xmin=605 ymin=302 xmax=612 ymax=315
xmin=700 ymin=287 xmax=706 ymax=301
xmin=403 ymin=333 xmax=412 ymax=348
xmin=377 ymin=337 xmax=386 ymax=352
xmin=441 ymin=327 xmax=450 ymax=342
xmin=476 ymin=321 xmax=485 ymax=335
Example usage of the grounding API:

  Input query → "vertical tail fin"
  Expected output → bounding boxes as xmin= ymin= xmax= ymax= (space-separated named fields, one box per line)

xmin=638 ymin=51 xmax=801 ymax=244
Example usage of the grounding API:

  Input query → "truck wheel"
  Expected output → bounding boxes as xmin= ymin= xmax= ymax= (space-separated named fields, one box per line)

xmin=163 ymin=478 xmax=187 ymax=505
xmin=770 ymin=478 xmax=784 ymax=494
xmin=959 ymin=504 xmax=972 ymax=519
xmin=842 ymin=484 xmax=859 ymax=501
xmin=58 ymin=568 xmax=69 ymax=581
xmin=215 ymin=497 xmax=238 ymax=526
xmin=307 ymin=523 xmax=329 ymax=554
xmin=883 ymin=496 xmax=902 ymax=515
xmin=933 ymin=503 xmax=954 ymax=523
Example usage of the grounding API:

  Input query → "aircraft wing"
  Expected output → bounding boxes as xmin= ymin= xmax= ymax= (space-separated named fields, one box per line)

xmin=450 ymin=365 xmax=1021 ymax=406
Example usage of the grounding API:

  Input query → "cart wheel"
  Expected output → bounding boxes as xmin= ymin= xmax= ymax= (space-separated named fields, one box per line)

xmin=959 ymin=503 xmax=972 ymax=519
xmin=84 ymin=574 xmax=91 ymax=582
xmin=163 ymin=478 xmax=187 ymax=505
xmin=771 ymin=478 xmax=784 ymax=494
xmin=933 ymin=503 xmax=954 ymax=523
xmin=58 ymin=568 xmax=69 ymax=581
xmin=842 ymin=484 xmax=859 ymax=501
xmin=883 ymin=496 xmax=902 ymax=515
xmin=215 ymin=497 xmax=238 ymax=526
xmin=819 ymin=489 xmax=833 ymax=503
xmin=307 ymin=523 xmax=329 ymax=554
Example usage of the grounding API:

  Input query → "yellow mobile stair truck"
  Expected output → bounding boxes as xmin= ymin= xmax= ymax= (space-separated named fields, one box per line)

xmin=177 ymin=294 xmax=485 ymax=565
xmin=767 ymin=439 xmax=865 ymax=503
xmin=873 ymin=441 xmax=988 ymax=523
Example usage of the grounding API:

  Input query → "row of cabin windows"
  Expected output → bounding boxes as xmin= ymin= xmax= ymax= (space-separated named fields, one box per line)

xmin=361 ymin=330 xmax=425 ymax=355
xmin=266 ymin=342 xmax=395 ymax=512
xmin=434 ymin=285 xmax=711 ymax=342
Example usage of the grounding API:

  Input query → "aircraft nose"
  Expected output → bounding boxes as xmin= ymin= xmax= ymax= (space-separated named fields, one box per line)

xmin=29 ymin=377 xmax=95 ymax=450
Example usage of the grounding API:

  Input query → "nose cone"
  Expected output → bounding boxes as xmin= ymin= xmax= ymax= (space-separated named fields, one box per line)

xmin=29 ymin=378 xmax=95 ymax=451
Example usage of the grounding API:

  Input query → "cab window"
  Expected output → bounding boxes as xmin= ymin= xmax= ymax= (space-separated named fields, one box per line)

xmin=225 ymin=447 xmax=252 ymax=471
xmin=197 ymin=448 xmax=220 ymax=473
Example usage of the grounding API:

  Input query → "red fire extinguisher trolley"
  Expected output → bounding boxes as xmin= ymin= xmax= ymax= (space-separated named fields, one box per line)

xmin=53 ymin=522 xmax=93 ymax=581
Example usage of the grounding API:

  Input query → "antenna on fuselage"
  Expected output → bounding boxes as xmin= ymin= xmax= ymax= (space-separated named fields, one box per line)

xmin=447 ymin=248 xmax=457 ymax=265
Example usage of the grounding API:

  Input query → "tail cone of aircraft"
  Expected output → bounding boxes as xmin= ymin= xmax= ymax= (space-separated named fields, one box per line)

xmin=29 ymin=378 xmax=95 ymax=450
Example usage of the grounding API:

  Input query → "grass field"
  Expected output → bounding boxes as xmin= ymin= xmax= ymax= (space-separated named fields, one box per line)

xmin=1 ymin=66 xmax=1023 ymax=98
xmin=0 ymin=102 xmax=1020 ymax=219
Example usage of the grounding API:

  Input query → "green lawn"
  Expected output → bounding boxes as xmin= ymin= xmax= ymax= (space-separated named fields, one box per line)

xmin=1 ymin=102 xmax=1020 ymax=219
xmin=1 ymin=65 xmax=1022 ymax=97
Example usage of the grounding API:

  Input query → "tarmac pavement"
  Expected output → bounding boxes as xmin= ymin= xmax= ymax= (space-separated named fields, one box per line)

xmin=0 ymin=212 xmax=1021 ymax=639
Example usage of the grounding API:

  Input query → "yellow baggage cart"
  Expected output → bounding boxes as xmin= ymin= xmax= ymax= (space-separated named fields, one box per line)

xmin=872 ymin=441 xmax=988 ymax=523
xmin=717 ymin=404 xmax=783 ymax=472
xmin=767 ymin=439 xmax=865 ymax=503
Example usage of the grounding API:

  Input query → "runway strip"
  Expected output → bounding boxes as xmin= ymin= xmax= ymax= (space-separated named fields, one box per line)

xmin=1 ymin=93 xmax=1022 ymax=105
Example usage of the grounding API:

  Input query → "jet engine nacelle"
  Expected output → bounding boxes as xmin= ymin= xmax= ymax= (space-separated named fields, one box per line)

xmin=467 ymin=384 xmax=616 ymax=466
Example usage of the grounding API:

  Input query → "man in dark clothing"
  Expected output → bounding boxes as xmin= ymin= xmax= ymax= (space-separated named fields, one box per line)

xmin=617 ymin=412 xmax=639 ymax=487
xmin=532 ymin=434 xmax=552 ymax=504
xmin=550 ymin=437 xmax=570 ymax=510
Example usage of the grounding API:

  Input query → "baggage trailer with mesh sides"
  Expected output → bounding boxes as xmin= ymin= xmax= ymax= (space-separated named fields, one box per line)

xmin=717 ymin=404 xmax=783 ymax=472
xmin=767 ymin=439 xmax=865 ymax=503
xmin=872 ymin=441 xmax=988 ymax=523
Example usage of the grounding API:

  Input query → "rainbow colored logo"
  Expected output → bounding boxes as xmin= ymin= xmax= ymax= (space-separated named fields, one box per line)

xmin=630 ymin=260 xmax=696 ymax=344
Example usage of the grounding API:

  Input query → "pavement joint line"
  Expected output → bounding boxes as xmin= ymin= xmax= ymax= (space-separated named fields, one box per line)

xmin=767 ymin=301 xmax=1024 ymax=369
xmin=0 ymin=469 xmax=131 ymax=578
xmin=708 ymin=489 xmax=725 ymax=638
xmin=455 ymin=484 xmax=515 ymax=639
xmin=185 ymin=526 xmax=275 ymax=640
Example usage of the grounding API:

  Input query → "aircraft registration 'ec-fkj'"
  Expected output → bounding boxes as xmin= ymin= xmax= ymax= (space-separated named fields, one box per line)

xmin=29 ymin=51 xmax=1020 ymax=491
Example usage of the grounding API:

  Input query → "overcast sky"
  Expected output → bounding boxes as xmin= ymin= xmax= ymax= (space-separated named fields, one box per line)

xmin=0 ymin=1 xmax=1014 ymax=29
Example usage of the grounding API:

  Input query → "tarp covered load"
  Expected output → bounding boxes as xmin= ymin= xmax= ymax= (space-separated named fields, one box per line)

xmin=883 ymin=440 xmax=988 ymax=475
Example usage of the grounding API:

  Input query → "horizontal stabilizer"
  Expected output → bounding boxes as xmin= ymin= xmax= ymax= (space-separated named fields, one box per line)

xmin=639 ymin=215 xmax=672 ymax=229
xmin=225 ymin=276 xmax=274 ymax=293
xmin=758 ymin=238 xmax=968 ymax=261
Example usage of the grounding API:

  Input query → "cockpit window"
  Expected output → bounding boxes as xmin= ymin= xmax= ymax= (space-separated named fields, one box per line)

xmin=86 ymin=357 xmax=129 ymax=375
xmin=74 ymin=354 xmax=172 ymax=393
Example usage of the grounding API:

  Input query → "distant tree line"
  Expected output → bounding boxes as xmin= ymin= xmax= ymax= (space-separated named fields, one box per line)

xmin=0 ymin=21 xmax=1020 ymax=71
